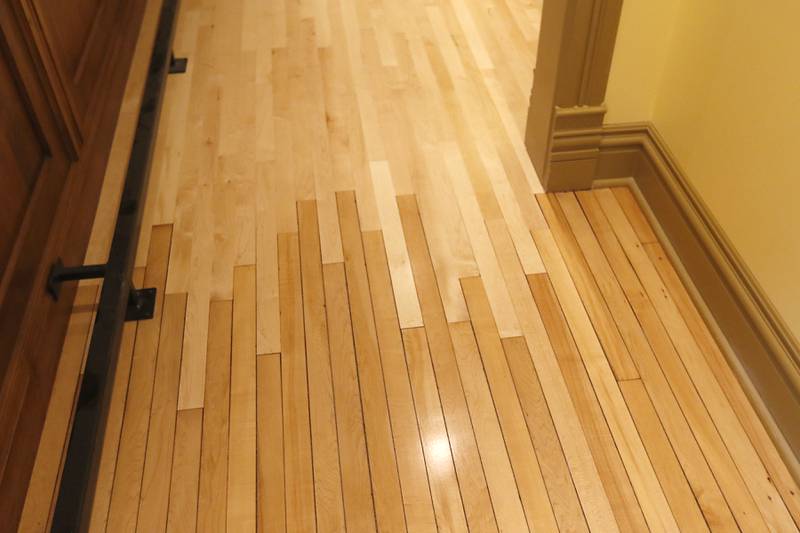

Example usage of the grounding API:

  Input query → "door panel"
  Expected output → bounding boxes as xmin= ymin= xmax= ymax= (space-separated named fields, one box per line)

xmin=21 ymin=0 xmax=132 ymax=139
xmin=0 ymin=44 xmax=47 ymax=274
xmin=0 ymin=0 xmax=147 ymax=526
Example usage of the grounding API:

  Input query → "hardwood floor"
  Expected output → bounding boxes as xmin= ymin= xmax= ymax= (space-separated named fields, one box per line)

xmin=19 ymin=0 xmax=800 ymax=531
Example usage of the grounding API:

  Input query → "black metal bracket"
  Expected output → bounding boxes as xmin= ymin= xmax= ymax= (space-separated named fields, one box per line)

xmin=169 ymin=52 xmax=187 ymax=74
xmin=51 ymin=0 xmax=182 ymax=529
xmin=126 ymin=287 xmax=156 ymax=321
xmin=47 ymin=258 xmax=156 ymax=322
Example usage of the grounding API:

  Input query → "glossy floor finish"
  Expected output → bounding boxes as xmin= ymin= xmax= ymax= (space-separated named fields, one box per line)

xmin=19 ymin=0 xmax=800 ymax=531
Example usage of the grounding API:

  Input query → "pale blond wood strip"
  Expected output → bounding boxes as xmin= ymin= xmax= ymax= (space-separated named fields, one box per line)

xmin=323 ymin=263 xmax=379 ymax=532
xmin=442 ymin=142 xmax=521 ymax=338
xmin=643 ymin=240 xmax=800 ymax=525
xmin=301 ymin=22 xmax=342 ymax=264
xmin=501 ymin=334 xmax=589 ymax=533
xmin=369 ymin=162 xmax=423 ymax=328
xmin=454 ymin=0 xmax=529 ymax=121
xmin=228 ymin=265 xmax=258 ymax=531
xmin=137 ymin=293 xmax=188 ymax=533
xmin=527 ymin=273 xmax=643 ymax=533
xmin=164 ymin=23 xmax=219 ymax=295
xmin=402 ymin=327 xmax=470 ymax=532
xmin=270 ymin=48 xmax=299 ymax=235
xmin=611 ymin=188 xmax=658 ymax=245
xmin=270 ymin=0 xmax=287 ymax=47
xmin=392 ymin=31 xmax=477 ymax=325
xmin=537 ymin=194 xmax=639 ymax=380
xmin=448 ymin=322 xmax=530 ymax=533
xmin=256 ymin=161 xmax=281 ymax=355
xmin=19 ymin=285 xmax=99 ymax=532
xmin=619 ymin=380 xmax=709 ymax=532
xmin=371 ymin=7 xmax=398 ymax=66
xmin=595 ymin=188 xmax=796 ymax=531
xmin=532 ymin=228 xmax=678 ymax=532
xmin=362 ymin=231 xmax=436 ymax=532
xmin=166 ymin=408 xmax=203 ymax=533
xmin=483 ymin=211 xmax=618 ymax=533
xmin=197 ymin=300 xmax=232 ymax=533
xmin=429 ymin=0 xmax=538 ymax=221
xmin=87 ymin=270 xmax=142 ymax=533
xmin=397 ymin=195 xmax=498 ymax=533
xmin=480 ymin=70 xmax=544 ymax=200
xmin=449 ymin=0 xmax=493 ymax=70
xmin=257 ymin=354 xmax=286 ymax=533
xmin=420 ymin=8 xmax=543 ymax=275
xmin=107 ymin=225 xmax=173 ymax=533
xmin=171 ymin=19 xmax=224 ymax=410
xmin=278 ymin=234 xmax=316 ymax=532
xmin=314 ymin=0 xmax=331 ymax=47
xmin=558 ymin=191 xmax=740 ymax=531
xmin=231 ymin=52 xmax=258 ymax=269
xmin=297 ymin=201 xmax=347 ymax=531
xmin=365 ymin=32 xmax=413 ymax=196
xmin=318 ymin=17 xmax=356 ymax=197
xmin=336 ymin=192 xmax=406 ymax=532
xmin=461 ymin=277 xmax=559 ymax=531
xmin=577 ymin=190 xmax=766 ymax=532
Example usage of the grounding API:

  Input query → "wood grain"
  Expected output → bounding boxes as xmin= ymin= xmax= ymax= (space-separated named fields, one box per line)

xmin=198 ymin=300 xmax=232 ymax=533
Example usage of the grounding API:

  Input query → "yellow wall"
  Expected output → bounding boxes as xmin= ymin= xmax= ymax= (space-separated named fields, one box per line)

xmin=605 ymin=0 xmax=800 ymax=341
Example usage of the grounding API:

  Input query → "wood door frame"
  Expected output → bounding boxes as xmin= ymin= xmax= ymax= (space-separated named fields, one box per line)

xmin=524 ymin=0 xmax=623 ymax=191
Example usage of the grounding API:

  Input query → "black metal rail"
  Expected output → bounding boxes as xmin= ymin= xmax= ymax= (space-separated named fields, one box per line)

xmin=50 ymin=0 xmax=184 ymax=530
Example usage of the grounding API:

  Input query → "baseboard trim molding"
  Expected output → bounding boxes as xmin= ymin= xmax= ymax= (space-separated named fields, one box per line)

xmin=553 ymin=121 xmax=800 ymax=467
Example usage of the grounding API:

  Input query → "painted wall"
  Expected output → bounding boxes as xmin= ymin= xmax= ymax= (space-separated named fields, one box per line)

xmin=605 ymin=0 xmax=800 ymax=341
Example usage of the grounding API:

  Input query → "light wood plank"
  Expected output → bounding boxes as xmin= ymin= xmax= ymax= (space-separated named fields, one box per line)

xmin=528 ymin=273 xmax=644 ymax=533
xmin=448 ymin=322 xmax=530 ymax=533
xmin=402 ymin=327 xmax=470 ymax=532
xmin=137 ymin=293 xmax=188 ymax=533
xmin=228 ymin=265 xmax=258 ymax=531
xmin=611 ymin=187 xmax=657 ymax=245
xmin=257 ymin=354 xmax=285 ymax=533
xmin=501 ymin=334 xmax=589 ymax=533
xmin=323 ymin=263 xmax=379 ymax=532
xmin=536 ymin=194 xmax=639 ymax=380
xmin=197 ymin=300 xmax=232 ymax=533
xmin=461 ymin=277 xmax=559 ymax=531
xmin=166 ymin=408 xmax=203 ymax=533
xmin=106 ymin=225 xmax=173 ymax=533
xmin=256 ymin=161 xmax=281 ymax=355
xmin=336 ymin=192 xmax=407 ymax=532
xmin=369 ymin=161 xmax=423 ymax=328
xmin=362 ymin=231 xmax=437 ymax=532
xmin=619 ymin=380 xmax=709 ymax=532
xmin=397 ymin=194 xmax=498 ymax=533
xmin=297 ymin=201 xmax=347 ymax=531
xmin=278 ymin=235 xmax=316 ymax=532
xmin=442 ymin=142 xmax=521 ymax=338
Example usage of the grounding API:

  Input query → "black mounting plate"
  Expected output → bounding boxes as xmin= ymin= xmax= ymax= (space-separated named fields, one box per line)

xmin=169 ymin=56 xmax=188 ymax=74
xmin=126 ymin=287 xmax=157 ymax=321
